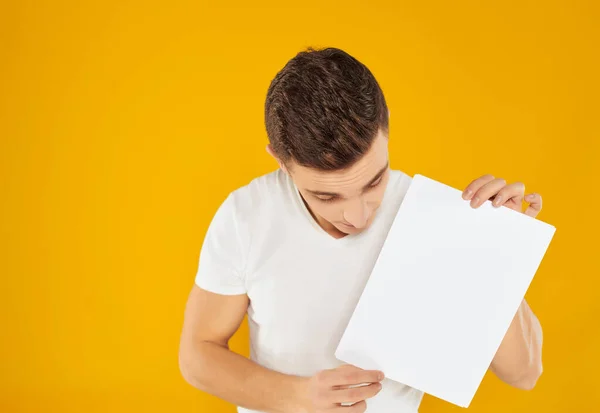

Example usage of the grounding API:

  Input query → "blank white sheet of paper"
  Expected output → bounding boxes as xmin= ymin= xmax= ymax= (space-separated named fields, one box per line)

xmin=334 ymin=174 xmax=556 ymax=408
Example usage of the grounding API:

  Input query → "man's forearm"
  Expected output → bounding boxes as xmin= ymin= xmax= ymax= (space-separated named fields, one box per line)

xmin=490 ymin=299 xmax=543 ymax=389
xmin=180 ymin=340 xmax=308 ymax=413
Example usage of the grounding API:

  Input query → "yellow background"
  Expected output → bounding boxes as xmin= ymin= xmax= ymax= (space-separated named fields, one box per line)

xmin=1 ymin=1 xmax=598 ymax=412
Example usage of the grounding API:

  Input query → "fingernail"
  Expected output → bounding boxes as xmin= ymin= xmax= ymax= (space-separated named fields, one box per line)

xmin=471 ymin=196 xmax=479 ymax=207
xmin=379 ymin=372 xmax=385 ymax=380
xmin=463 ymin=189 xmax=472 ymax=199
xmin=493 ymin=196 xmax=502 ymax=207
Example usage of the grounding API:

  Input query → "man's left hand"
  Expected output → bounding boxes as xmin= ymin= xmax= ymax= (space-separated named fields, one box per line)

xmin=461 ymin=174 xmax=542 ymax=218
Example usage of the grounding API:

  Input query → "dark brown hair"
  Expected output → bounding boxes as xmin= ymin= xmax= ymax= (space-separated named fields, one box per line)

xmin=265 ymin=47 xmax=389 ymax=171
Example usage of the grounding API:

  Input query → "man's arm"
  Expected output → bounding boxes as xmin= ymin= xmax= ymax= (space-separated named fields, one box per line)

xmin=179 ymin=285 xmax=382 ymax=413
xmin=178 ymin=285 xmax=307 ymax=413
xmin=489 ymin=299 xmax=543 ymax=390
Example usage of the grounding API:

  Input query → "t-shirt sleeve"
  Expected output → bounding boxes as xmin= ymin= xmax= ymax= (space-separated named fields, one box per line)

xmin=194 ymin=193 xmax=247 ymax=295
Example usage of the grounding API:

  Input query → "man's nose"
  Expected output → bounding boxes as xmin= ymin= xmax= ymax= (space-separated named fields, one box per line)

xmin=343 ymin=199 xmax=370 ymax=228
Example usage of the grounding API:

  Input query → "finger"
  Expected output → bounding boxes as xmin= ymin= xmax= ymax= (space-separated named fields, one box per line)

xmin=330 ymin=382 xmax=382 ymax=404
xmin=326 ymin=366 xmax=384 ymax=387
xmin=470 ymin=178 xmax=507 ymax=208
xmin=334 ymin=400 xmax=367 ymax=412
xmin=523 ymin=193 xmax=542 ymax=217
xmin=492 ymin=182 xmax=525 ymax=208
xmin=462 ymin=174 xmax=495 ymax=200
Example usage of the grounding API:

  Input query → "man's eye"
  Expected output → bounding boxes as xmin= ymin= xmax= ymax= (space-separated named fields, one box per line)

xmin=370 ymin=177 xmax=383 ymax=187
xmin=317 ymin=196 xmax=337 ymax=203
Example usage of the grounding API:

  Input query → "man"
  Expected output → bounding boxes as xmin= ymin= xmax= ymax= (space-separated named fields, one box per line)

xmin=178 ymin=47 xmax=544 ymax=413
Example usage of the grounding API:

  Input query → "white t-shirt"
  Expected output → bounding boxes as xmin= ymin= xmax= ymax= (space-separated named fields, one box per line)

xmin=195 ymin=168 xmax=424 ymax=413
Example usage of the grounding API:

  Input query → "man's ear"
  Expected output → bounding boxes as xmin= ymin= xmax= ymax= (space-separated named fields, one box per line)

xmin=266 ymin=144 xmax=288 ymax=174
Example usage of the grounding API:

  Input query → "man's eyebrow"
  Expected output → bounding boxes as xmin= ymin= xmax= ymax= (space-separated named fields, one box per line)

xmin=305 ymin=161 xmax=389 ymax=197
xmin=362 ymin=161 xmax=389 ymax=190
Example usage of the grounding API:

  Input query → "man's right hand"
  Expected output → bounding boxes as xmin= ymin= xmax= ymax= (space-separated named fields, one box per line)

xmin=298 ymin=364 xmax=384 ymax=412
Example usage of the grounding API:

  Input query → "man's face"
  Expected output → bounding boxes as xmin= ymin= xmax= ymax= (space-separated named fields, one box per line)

xmin=285 ymin=130 xmax=390 ymax=238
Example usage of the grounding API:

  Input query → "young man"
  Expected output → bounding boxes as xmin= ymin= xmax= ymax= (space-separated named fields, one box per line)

xmin=179 ymin=47 xmax=544 ymax=413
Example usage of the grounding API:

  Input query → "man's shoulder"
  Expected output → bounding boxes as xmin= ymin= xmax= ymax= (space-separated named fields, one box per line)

xmin=384 ymin=169 xmax=413 ymax=211
xmin=226 ymin=169 xmax=289 ymax=216
xmin=230 ymin=168 xmax=286 ymax=196
xmin=388 ymin=168 xmax=413 ymax=188
xmin=389 ymin=168 xmax=409 ymax=179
